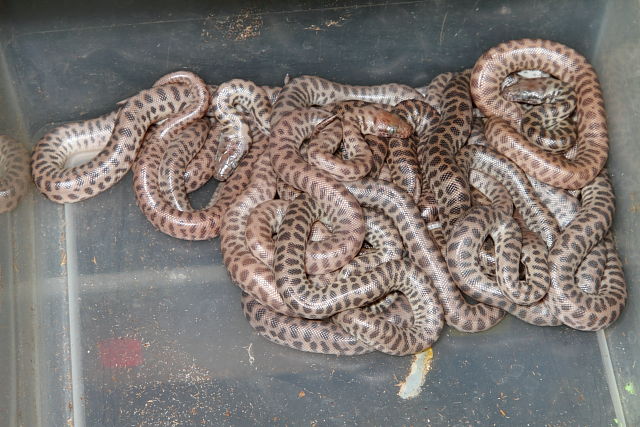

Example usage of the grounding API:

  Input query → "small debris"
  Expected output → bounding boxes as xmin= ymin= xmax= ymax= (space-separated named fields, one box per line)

xmin=245 ymin=342 xmax=255 ymax=366
xmin=624 ymin=382 xmax=636 ymax=395
xmin=397 ymin=348 xmax=434 ymax=399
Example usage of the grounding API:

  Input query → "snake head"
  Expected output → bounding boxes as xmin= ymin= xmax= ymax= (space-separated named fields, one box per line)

xmin=214 ymin=148 xmax=241 ymax=181
xmin=374 ymin=111 xmax=413 ymax=138
xmin=502 ymin=77 xmax=570 ymax=105
xmin=213 ymin=123 xmax=250 ymax=180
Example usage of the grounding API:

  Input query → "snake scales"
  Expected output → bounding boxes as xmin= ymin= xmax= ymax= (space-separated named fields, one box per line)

xmin=26 ymin=38 xmax=626 ymax=356
xmin=0 ymin=135 xmax=30 ymax=213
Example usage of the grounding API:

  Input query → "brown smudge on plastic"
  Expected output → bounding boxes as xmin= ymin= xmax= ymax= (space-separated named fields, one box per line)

xmin=219 ymin=10 xmax=263 ymax=41
xmin=201 ymin=9 xmax=263 ymax=42
xmin=628 ymin=192 xmax=639 ymax=213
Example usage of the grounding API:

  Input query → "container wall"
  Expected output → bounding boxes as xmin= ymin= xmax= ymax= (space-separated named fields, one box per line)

xmin=0 ymin=1 xmax=636 ymax=426
xmin=595 ymin=0 xmax=640 ymax=425
xmin=0 ymin=40 xmax=40 ymax=427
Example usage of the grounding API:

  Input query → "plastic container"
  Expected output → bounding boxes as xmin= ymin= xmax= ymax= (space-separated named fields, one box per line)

xmin=0 ymin=1 xmax=638 ymax=425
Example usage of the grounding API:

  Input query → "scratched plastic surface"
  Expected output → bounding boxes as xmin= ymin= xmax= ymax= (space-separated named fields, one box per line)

xmin=0 ymin=1 xmax=638 ymax=425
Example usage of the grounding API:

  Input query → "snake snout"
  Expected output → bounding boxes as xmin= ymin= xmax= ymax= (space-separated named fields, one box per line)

xmin=214 ymin=149 xmax=240 ymax=180
xmin=376 ymin=112 xmax=413 ymax=139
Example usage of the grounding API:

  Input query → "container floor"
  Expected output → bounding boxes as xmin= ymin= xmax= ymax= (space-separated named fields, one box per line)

xmin=0 ymin=1 xmax=638 ymax=425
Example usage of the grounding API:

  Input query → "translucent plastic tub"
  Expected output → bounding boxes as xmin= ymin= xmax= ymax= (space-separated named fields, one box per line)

xmin=1 ymin=1 xmax=638 ymax=425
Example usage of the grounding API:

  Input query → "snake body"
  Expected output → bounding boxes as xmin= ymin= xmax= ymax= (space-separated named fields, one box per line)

xmin=209 ymin=79 xmax=272 ymax=180
xmin=246 ymin=200 xmax=403 ymax=275
xmin=157 ymin=119 xmax=218 ymax=210
xmin=421 ymin=71 xmax=454 ymax=113
xmin=546 ymin=172 xmax=626 ymax=330
xmin=269 ymin=104 xmax=411 ymax=274
xmin=0 ymin=136 xmax=30 ymax=213
xmin=224 ymin=152 xmax=425 ymax=355
xmin=273 ymin=193 xmax=444 ymax=354
xmin=271 ymin=75 xmax=425 ymax=127
xmin=305 ymin=101 xmax=398 ymax=181
xmin=421 ymin=70 xmax=473 ymax=237
xmin=446 ymin=205 xmax=560 ymax=326
xmin=32 ymin=71 xmax=209 ymax=203
xmin=245 ymin=195 xmax=440 ymax=355
xmin=456 ymin=144 xmax=560 ymax=249
xmin=134 ymin=117 xmax=269 ymax=240
xmin=130 ymin=77 xmax=279 ymax=240
xmin=241 ymin=289 xmax=417 ymax=356
xmin=390 ymin=99 xmax=441 ymax=202
xmin=527 ymin=175 xmax=580 ymax=229
xmin=344 ymin=178 xmax=505 ymax=332
xmin=150 ymin=71 xmax=212 ymax=140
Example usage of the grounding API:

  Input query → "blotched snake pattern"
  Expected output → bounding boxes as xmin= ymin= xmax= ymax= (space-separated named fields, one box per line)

xmin=22 ymin=38 xmax=627 ymax=356
xmin=0 ymin=135 xmax=30 ymax=213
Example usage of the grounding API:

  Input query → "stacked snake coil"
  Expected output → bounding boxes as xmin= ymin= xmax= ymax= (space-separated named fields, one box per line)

xmin=28 ymin=39 xmax=627 ymax=356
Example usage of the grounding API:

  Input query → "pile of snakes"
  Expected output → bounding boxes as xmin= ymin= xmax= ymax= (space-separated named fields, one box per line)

xmin=3 ymin=38 xmax=625 ymax=356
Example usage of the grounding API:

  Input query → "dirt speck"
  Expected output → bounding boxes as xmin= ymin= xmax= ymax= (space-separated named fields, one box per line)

xmin=304 ymin=24 xmax=323 ymax=32
xmin=497 ymin=404 xmax=509 ymax=418
xmin=218 ymin=10 xmax=263 ymax=41
xmin=305 ymin=14 xmax=351 ymax=31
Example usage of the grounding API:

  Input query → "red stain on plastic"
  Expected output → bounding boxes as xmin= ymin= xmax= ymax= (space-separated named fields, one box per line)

xmin=97 ymin=338 xmax=143 ymax=368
